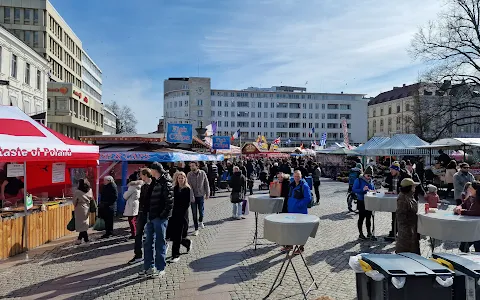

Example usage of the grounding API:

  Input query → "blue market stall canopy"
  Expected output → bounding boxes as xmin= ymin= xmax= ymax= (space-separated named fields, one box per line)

xmin=369 ymin=134 xmax=430 ymax=156
xmin=354 ymin=136 xmax=390 ymax=156
xmin=100 ymin=148 xmax=224 ymax=162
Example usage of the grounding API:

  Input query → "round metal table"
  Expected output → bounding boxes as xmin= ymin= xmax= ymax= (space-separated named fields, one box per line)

xmin=263 ymin=213 xmax=319 ymax=300
xmin=364 ymin=193 xmax=397 ymax=240
xmin=248 ymin=194 xmax=284 ymax=250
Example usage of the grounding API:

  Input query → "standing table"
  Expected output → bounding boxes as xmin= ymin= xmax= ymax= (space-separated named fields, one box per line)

xmin=364 ymin=193 xmax=397 ymax=240
xmin=263 ymin=213 xmax=320 ymax=300
xmin=418 ymin=208 xmax=480 ymax=253
xmin=248 ymin=194 xmax=284 ymax=250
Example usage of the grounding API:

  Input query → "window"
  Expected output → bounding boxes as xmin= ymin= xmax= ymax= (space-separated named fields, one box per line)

xmin=277 ymin=103 xmax=288 ymax=108
xmin=197 ymin=99 xmax=203 ymax=106
xmin=289 ymin=113 xmax=300 ymax=118
xmin=11 ymin=54 xmax=17 ymax=78
xmin=217 ymin=101 xmax=221 ymax=107
xmin=302 ymin=103 xmax=306 ymax=109
xmin=264 ymin=102 xmax=268 ymax=108
xmin=211 ymin=100 xmax=215 ymax=107
xmin=397 ymin=105 xmax=401 ymax=113
xmin=251 ymin=122 xmax=255 ymax=128
xmin=258 ymin=102 xmax=262 ymax=108
xmin=327 ymin=104 xmax=338 ymax=109
xmin=14 ymin=8 xmax=20 ymax=24
xmin=302 ymin=113 xmax=307 ymax=118
xmin=309 ymin=104 xmax=313 ymax=109
xmin=263 ymin=112 xmax=268 ymax=118
xmin=0 ymin=47 xmax=2 ymax=73
xmin=340 ymin=104 xmax=351 ymax=110
xmin=406 ymin=103 xmax=410 ymax=111
xmin=322 ymin=104 xmax=325 ymax=109
xmin=231 ymin=121 xmax=235 ymax=127
xmin=276 ymin=122 xmax=288 ymax=128
xmin=373 ymin=109 xmax=376 ymax=117
xmin=4 ymin=7 xmax=10 ymax=23
xmin=33 ymin=32 xmax=39 ymax=47
xmin=380 ymin=108 xmax=384 ymax=116
xmin=24 ymin=9 xmax=31 ymax=24
xmin=339 ymin=114 xmax=351 ymax=119
xmin=224 ymin=100 xmax=228 ymax=107
xmin=309 ymin=113 xmax=313 ymax=119
xmin=288 ymin=123 xmax=300 ymax=128
xmin=257 ymin=122 xmax=262 ymax=127
xmin=264 ymin=122 xmax=268 ymax=128
xmin=24 ymin=31 xmax=31 ymax=44
xmin=230 ymin=111 xmax=234 ymax=117
xmin=315 ymin=113 xmax=319 ymax=119
xmin=237 ymin=112 xmax=249 ymax=117
xmin=25 ymin=63 xmax=30 ymax=84
xmin=257 ymin=112 xmax=261 ymax=118
xmin=271 ymin=102 xmax=274 ymax=108
xmin=388 ymin=107 xmax=392 ymax=114
xmin=218 ymin=111 xmax=222 ymax=117
xmin=289 ymin=103 xmax=300 ymax=109
xmin=211 ymin=111 xmax=215 ymax=117
xmin=315 ymin=103 xmax=319 ymax=109
xmin=327 ymin=123 xmax=338 ymax=129
xmin=33 ymin=9 xmax=39 ymax=25
xmin=327 ymin=114 xmax=338 ymax=119
xmin=237 ymin=101 xmax=249 ymax=107
xmin=197 ymin=110 xmax=203 ymax=117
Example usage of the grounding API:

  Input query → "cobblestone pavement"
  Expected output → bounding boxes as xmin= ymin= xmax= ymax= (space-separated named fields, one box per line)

xmin=0 ymin=179 xmax=463 ymax=300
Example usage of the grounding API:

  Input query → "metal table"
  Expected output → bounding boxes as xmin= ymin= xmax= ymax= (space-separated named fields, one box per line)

xmin=418 ymin=207 xmax=480 ymax=253
xmin=263 ymin=213 xmax=319 ymax=300
xmin=248 ymin=194 xmax=284 ymax=250
xmin=364 ymin=193 xmax=397 ymax=241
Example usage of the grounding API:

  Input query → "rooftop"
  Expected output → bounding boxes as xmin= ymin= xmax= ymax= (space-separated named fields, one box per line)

xmin=369 ymin=83 xmax=420 ymax=105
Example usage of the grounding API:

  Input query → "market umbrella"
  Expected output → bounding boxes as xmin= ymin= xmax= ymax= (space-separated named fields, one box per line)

xmin=329 ymin=148 xmax=359 ymax=156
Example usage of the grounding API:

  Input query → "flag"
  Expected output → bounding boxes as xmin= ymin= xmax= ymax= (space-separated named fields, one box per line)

xmin=310 ymin=127 xmax=315 ymax=136
xmin=311 ymin=141 xmax=318 ymax=148
xmin=300 ymin=143 xmax=304 ymax=150
xmin=272 ymin=137 xmax=281 ymax=145
xmin=231 ymin=129 xmax=240 ymax=141
xmin=286 ymin=138 xmax=291 ymax=144
xmin=320 ymin=132 xmax=327 ymax=146
xmin=205 ymin=121 xmax=217 ymax=137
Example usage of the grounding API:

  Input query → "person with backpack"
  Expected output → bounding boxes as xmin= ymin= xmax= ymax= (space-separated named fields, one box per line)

xmin=352 ymin=166 xmax=375 ymax=240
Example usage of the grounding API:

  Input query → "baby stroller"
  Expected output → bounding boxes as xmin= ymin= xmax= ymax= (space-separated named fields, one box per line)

xmin=259 ymin=170 xmax=269 ymax=190
xmin=247 ymin=175 xmax=254 ymax=195
xmin=218 ymin=171 xmax=230 ymax=190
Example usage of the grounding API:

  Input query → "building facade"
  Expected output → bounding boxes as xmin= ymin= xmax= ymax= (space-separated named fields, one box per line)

xmin=103 ymin=106 xmax=116 ymax=135
xmin=164 ymin=77 xmax=369 ymax=146
xmin=0 ymin=25 xmax=48 ymax=121
xmin=0 ymin=0 xmax=106 ymax=138
xmin=47 ymin=82 xmax=103 ymax=139
xmin=368 ymin=82 xmax=480 ymax=140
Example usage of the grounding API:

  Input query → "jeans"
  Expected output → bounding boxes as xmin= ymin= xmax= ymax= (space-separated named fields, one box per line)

xmin=134 ymin=213 xmax=147 ymax=257
xmin=191 ymin=196 xmax=205 ymax=230
xmin=313 ymin=181 xmax=320 ymax=202
xmin=232 ymin=202 xmax=243 ymax=218
xmin=143 ymin=217 xmax=168 ymax=272
xmin=78 ymin=231 xmax=89 ymax=242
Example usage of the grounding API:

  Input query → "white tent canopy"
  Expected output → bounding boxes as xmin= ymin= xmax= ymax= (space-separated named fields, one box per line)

xmin=369 ymin=134 xmax=430 ymax=156
xmin=416 ymin=138 xmax=480 ymax=150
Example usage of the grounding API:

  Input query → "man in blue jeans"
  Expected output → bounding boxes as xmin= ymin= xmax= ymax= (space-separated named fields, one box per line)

xmin=187 ymin=162 xmax=210 ymax=236
xmin=139 ymin=162 xmax=174 ymax=278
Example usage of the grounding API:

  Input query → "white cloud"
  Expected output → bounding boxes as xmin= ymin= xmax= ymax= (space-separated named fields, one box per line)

xmin=201 ymin=0 xmax=444 ymax=96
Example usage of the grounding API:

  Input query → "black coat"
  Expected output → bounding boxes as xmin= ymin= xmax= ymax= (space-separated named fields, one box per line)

xmin=207 ymin=164 xmax=218 ymax=180
xmin=148 ymin=173 xmax=174 ymax=220
xmin=385 ymin=170 xmax=411 ymax=194
xmin=101 ymin=182 xmax=118 ymax=208
xmin=229 ymin=172 xmax=246 ymax=203
xmin=168 ymin=186 xmax=191 ymax=240
xmin=281 ymin=178 xmax=291 ymax=213
xmin=139 ymin=178 xmax=155 ymax=214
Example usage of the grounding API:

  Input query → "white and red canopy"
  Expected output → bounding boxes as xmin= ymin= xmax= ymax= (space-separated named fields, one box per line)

xmin=0 ymin=106 xmax=99 ymax=162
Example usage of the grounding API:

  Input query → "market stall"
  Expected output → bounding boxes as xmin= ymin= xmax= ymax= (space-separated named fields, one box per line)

xmin=315 ymin=147 xmax=360 ymax=180
xmin=0 ymin=107 xmax=99 ymax=259
xmin=241 ymin=143 xmax=290 ymax=159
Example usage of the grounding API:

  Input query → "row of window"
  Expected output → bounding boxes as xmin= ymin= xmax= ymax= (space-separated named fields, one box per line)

xmin=5 ymin=48 xmax=42 ymax=90
xmin=3 ymin=7 xmax=39 ymax=25
xmin=83 ymin=81 xmax=102 ymax=101
xmin=211 ymin=131 xmax=350 ymax=140
xmin=209 ymin=90 xmax=358 ymax=101
xmin=371 ymin=103 xmax=411 ymax=117
xmin=210 ymin=110 xmax=351 ymax=120
xmin=49 ymin=15 xmax=81 ymax=60
xmin=82 ymin=52 xmax=102 ymax=78
xmin=47 ymin=97 xmax=103 ymax=126
xmin=82 ymin=67 xmax=102 ymax=90
xmin=11 ymin=29 xmax=40 ymax=48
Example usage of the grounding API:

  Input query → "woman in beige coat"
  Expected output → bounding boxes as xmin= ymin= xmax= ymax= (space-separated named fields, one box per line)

xmin=74 ymin=179 xmax=93 ymax=246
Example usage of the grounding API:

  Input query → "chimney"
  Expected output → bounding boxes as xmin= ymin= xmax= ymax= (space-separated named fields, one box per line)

xmin=403 ymin=84 xmax=406 ymax=87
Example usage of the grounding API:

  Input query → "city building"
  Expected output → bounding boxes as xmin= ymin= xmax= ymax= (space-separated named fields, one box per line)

xmin=103 ymin=106 xmax=117 ymax=135
xmin=0 ymin=25 xmax=49 ymax=122
xmin=47 ymin=82 xmax=103 ymax=139
xmin=0 ymin=0 xmax=106 ymax=138
xmin=368 ymin=82 xmax=480 ymax=140
xmin=150 ymin=118 xmax=165 ymax=134
xmin=164 ymin=77 xmax=369 ymax=146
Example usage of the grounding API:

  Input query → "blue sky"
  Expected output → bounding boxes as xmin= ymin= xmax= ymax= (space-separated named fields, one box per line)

xmin=50 ymin=0 xmax=443 ymax=133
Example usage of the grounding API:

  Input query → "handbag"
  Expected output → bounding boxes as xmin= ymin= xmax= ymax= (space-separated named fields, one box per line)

xmin=269 ymin=181 xmax=282 ymax=197
xmin=67 ymin=212 xmax=75 ymax=231
xmin=93 ymin=218 xmax=105 ymax=231
xmin=89 ymin=198 xmax=97 ymax=213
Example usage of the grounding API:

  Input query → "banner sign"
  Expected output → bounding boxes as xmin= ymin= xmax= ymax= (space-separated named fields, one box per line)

xmin=212 ymin=136 xmax=230 ymax=150
xmin=7 ymin=163 xmax=24 ymax=177
xmin=166 ymin=124 xmax=193 ymax=144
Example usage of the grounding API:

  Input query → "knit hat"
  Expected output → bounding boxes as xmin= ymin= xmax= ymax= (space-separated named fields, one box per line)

xmin=427 ymin=184 xmax=437 ymax=193
xmin=364 ymin=166 xmax=373 ymax=176
xmin=355 ymin=163 xmax=363 ymax=170
xmin=150 ymin=162 xmax=165 ymax=174
xmin=390 ymin=162 xmax=401 ymax=172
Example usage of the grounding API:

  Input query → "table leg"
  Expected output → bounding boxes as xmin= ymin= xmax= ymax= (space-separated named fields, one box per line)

xmin=254 ymin=212 xmax=258 ymax=250
xmin=298 ymin=248 xmax=318 ymax=290
xmin=430 ymin=237 xmax=435 ymax=254
xmin=264 ymin=247 xmax=292 ymax=299
xmin=371 ymin=212 xmax=377 ymax=241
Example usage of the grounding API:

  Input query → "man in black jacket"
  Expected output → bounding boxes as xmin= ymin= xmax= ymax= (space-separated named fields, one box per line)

xmin=207 ymin=162 xmax=218 ymax=197
xmin=139 ymin=162 xmax=174 ymax=278
xmin=100 ymin=176 xmax=118 ymax=238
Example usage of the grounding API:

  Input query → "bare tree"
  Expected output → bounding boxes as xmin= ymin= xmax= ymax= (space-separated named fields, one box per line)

xmin=105 ymin=101 xmax=137 ymax=134
xmin=410 ymin=0 xmax=480 ymax=137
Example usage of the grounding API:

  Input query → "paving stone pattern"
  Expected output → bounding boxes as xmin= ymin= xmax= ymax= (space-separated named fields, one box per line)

xmin=0 ymin=179 xmax=463 ymax=300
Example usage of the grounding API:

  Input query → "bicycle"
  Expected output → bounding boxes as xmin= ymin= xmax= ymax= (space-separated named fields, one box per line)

xmin=347 ymin=186 xmax=358 ymax=213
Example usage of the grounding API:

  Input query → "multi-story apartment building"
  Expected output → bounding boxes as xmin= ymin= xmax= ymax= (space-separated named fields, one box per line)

xmin=0 ymin=0 xmax=105 ymax=138
xmin=368 ymin=82 xmax=480 ymax=140
xmin=164 ymin=77 xmax=369 ymax=146
xmin=0 ymin=25 xmax=49 ymax=121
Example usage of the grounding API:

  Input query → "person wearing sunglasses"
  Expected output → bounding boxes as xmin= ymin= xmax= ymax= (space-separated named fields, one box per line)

xmin=454 ymin=163 xmax=475 ymax=206
xmin=352 ymin=166 xmax=375 ymax=240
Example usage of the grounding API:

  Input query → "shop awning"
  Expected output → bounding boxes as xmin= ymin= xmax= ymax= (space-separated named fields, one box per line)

xmin=0 ymin=106 xmax=99 ymax=162
xmin=99 ymin=149 xmax=224 ymax=162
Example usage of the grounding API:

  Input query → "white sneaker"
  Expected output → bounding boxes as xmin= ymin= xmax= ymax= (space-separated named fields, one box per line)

xmin=75 ymin=240 xmax=82 ymax=245
xmin=171 ymin=257 xmax=180 ymax=263
xmin=200 ymin=222 xmax=205 ymax=229
xmin=236 ymin=216 xmax=242 ymax=220
xmin=193 ymin=230 xmax=199 ymax=236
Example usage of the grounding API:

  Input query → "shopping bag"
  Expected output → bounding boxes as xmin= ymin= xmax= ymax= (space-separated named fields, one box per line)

xmin=67 ymin=212 xmax=75 ymax=231
xmin=93 ymin=218 xmax=105 ymax=231
xmin=269 ymin=182 xmax=282 ymax=197
xmin=242 ymin=199 xmax=247 ymax=214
